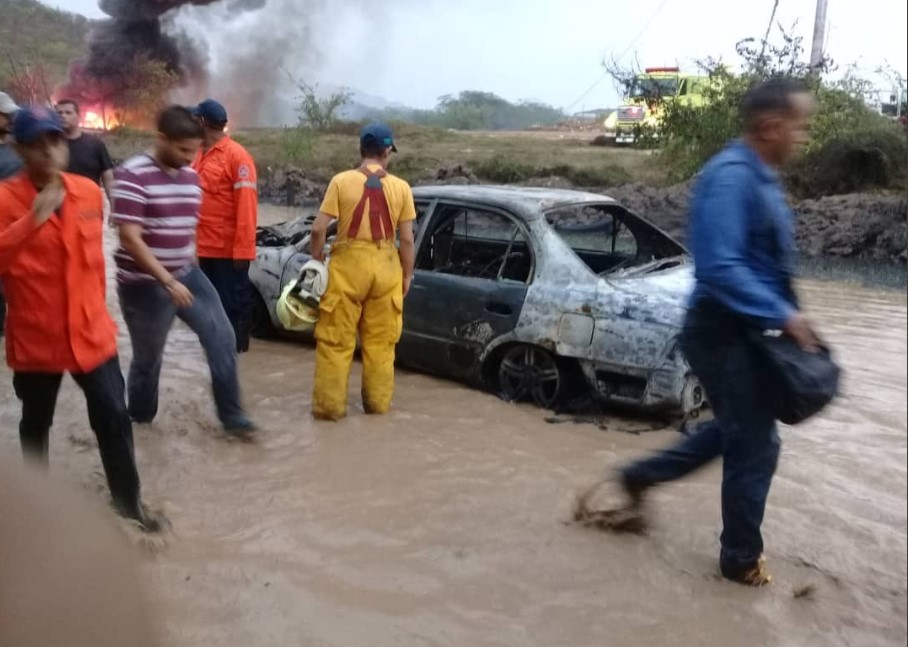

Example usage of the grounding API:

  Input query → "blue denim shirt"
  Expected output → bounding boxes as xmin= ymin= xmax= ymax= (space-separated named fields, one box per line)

xmin=688 ymin=139 xmax=798 ymax=330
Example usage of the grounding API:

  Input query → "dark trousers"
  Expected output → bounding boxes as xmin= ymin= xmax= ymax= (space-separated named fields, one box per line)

xmin=199 ymin=258 xmax=252 ymax=354
xmin=0 ymin=290 xmax=5 ymax=336
xmin=12 ymin=355 xmax=143 ymax=513
xmin=118 ymin=267 xmax=244 ymax=426
xmin=622 ymin=301 xmax=780 ymax=577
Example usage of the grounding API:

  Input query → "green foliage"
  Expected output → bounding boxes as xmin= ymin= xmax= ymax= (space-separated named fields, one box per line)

xmin=292 ymin=80 xmax=353 ymax=131
xmin=474 ymin=155 xmax=535 ymax=183
xmin=788 ymin=119 xmax=908 ymax=196
xmin=367 ymin=91 xmax=566 ymax=131
xmin=0 ymin=0 xmax=90 ymax=101
xmin=279 ymin=125 xmax=315 ymax=165
xmin=639 ymin=24 xmax=908 ymax=195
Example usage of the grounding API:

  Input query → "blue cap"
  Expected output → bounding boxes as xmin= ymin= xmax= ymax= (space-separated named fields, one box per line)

xmin=13 ymin=105 xmax=64 ymax=144
xmin=191 ymin=99 xmax=228 ymax=125
xmin=360 ymin=122 xmax=397 ymax=153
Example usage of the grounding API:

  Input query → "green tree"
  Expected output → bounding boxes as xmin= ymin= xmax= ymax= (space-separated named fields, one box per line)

xmin=292 ymin=79 xmax=352 ymax=131
xmin=624 ymin=22 xmax=907 ymax=194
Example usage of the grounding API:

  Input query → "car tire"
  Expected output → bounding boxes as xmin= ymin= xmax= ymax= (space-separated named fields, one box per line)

xmin=250 ymin=292 xmax=276 ymax=340
xmin=497 ymin=344 xmax=569 ymax=410
xmin=680 ymin=374 xmax=706 ymax=416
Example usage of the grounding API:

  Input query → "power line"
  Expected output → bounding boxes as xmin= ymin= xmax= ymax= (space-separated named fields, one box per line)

xmin=565 ymin=0 xmax=672 ymax=112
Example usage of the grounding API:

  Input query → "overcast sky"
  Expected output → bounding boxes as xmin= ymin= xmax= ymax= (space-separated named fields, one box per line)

xmin=45 ymin=0 xmax=908 ymax=110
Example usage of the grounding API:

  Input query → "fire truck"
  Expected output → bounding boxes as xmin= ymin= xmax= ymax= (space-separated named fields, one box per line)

xmin=608 ymin=67 xmax=711 ymax=145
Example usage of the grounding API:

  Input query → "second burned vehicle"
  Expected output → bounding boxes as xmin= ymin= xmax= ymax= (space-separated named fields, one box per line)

xmin=250 ymin=186 xmax=704 ymax=416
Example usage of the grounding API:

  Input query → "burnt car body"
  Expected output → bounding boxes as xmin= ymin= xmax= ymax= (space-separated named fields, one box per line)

xmin=250 ymin=186 xmax=704 ymax=415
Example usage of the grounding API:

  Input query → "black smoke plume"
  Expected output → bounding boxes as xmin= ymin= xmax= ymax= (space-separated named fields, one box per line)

xmin=58 ymin=0 xmax=266 ymax=120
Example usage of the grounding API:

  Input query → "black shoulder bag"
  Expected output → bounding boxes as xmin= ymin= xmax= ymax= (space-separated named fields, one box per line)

xmin=748 ymin=329 xmax=841 ymax=425
xmin=744 ymin=185 xmax=842 ymax=425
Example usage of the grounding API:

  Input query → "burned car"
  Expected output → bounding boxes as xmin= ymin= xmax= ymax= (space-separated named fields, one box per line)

xmin=250 ymin=186 xmax=704 ymax=416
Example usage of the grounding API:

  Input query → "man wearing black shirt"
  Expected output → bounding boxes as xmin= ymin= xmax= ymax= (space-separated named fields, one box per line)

xmin=55 ymin=99 xmax=115 ymax=205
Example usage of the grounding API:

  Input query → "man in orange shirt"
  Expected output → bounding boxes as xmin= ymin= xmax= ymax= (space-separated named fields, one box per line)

xmin=0 ymin=106 xmax=162 ymax=532
xmin=190 ymin=99 xmax=258 ymax=353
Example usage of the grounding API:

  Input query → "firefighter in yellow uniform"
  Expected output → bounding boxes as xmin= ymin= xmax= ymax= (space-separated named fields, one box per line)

xmin=309 ymin=123 xmax=416 ymax=421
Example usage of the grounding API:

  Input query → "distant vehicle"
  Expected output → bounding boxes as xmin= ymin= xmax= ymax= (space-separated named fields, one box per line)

xmin=249 ymin=186 xmax=704 ymax=416
xmin=612 ymin=67 xmax=711 ymax=145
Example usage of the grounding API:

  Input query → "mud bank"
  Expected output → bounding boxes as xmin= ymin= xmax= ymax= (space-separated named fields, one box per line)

xmin=259 ymin=167 xmax=908 ymax=265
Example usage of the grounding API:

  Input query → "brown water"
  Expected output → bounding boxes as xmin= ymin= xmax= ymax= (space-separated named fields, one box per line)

xmin=0 ymin=219 xmax=905 ymax=647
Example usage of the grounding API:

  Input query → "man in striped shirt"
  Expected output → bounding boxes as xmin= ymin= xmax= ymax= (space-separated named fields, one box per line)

xmin=112 ymin=106 xmax=256 ymax=438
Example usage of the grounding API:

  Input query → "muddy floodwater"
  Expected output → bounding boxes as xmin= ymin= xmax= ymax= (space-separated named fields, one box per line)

xmin=0 ymin=214 xmax=905 ymax=647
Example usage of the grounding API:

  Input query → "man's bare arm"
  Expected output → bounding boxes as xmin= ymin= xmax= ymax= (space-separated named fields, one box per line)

xmin=310 ymin=211 xmax=333 ymax=263
xmin=399 ymin=220 xmax=415 ymax=297
xmin=118 ymin=223 xmax=193 ymax=308
xmin=101 ymin=169 xmax=115 ymax=205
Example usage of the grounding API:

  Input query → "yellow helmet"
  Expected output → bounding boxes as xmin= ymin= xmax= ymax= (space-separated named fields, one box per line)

xmin=276 ymin=260 xmax=329 ymax=331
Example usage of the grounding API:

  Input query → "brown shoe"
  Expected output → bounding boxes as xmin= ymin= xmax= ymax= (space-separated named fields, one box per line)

xmin=724 ymin=555 xmax=773 ymax=587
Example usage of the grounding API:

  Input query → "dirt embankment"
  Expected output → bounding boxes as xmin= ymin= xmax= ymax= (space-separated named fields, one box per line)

xmin=259 ymin=166 xmax=908 ymax=263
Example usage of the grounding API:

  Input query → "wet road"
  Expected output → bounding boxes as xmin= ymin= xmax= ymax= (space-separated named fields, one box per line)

xmin=0 ymin=228 xmax=904 ymax=646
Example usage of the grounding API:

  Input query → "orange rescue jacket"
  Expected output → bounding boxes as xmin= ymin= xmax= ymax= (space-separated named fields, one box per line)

xmin=192 ymin=136 xmax=258 ymax=261
xmin=0 ymin=173 xmax=118 ymax=373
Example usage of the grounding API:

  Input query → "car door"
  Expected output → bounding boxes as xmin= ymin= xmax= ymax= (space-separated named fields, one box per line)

xmin=399 ymin=202 xmax=533 ymax=381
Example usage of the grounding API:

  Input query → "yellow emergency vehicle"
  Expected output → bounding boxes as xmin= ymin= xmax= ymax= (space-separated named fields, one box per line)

xmin=611 ymin=67 xmax=711 ymax=145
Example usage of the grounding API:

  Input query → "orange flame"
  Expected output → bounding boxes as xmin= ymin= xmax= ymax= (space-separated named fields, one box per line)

xmin=80 ymin=108 xmax=119 ymax=131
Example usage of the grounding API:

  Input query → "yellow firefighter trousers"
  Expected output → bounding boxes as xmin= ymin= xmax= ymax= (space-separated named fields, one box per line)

xmin=312 ymin=241 xmax=404 ymax=421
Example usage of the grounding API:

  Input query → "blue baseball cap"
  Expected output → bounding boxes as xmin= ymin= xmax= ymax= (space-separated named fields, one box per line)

xmin=13 ymin=105 xmax=64 ymax=144
xmin=190 ymin=99 xmax=228 ymax=125
xmin=360 ymin=122 xmax=397 ymax=153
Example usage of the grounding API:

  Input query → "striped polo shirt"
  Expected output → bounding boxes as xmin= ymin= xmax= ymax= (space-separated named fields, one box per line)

xmin=112 ymin=154 xmax=202 ymax=284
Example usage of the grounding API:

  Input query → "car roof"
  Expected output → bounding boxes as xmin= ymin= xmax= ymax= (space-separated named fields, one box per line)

xmin=412 ymin=185 xmax=617 ymax=218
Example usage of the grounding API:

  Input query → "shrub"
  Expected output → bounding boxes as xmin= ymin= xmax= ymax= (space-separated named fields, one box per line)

xmin=613 ymin=24 xmax=908 ymax=196
xmin=279 ymin=126 xmax=314 ymax=165
xmin=790 ymin=121 xmax=908 ymax=196
xmin=474 ymin=155 xmax=534 ymax=183
xmin=542 ymin=164 xmax=631 ymax=187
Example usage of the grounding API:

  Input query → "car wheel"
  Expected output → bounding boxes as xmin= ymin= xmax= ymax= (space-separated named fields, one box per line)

xmin=680 ymin=374 xmax=706 ymax=416
xmin=250 ymin=292 xmax=276 ymax=339
xmin=497 ymin=345 xmax=565 ymax=409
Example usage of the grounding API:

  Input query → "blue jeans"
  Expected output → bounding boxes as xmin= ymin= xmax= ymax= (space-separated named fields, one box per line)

xmin=622 ymin=300 xmax=780 ymax=577
xmin=118 ymin=267 xmax=245 ymax=426
xmin=199 ymin=258 xmax=253 ymax=354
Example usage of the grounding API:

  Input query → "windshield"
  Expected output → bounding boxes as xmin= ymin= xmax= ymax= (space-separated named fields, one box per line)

xmin=629 ymin=77 xmax=679 ymax=100
xmin=545 ymin=204 xmax=687 ymax=276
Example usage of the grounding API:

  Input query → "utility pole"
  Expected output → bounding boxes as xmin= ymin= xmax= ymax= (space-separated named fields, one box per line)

xmin=810 ymin=0 xmax=829 ymax=73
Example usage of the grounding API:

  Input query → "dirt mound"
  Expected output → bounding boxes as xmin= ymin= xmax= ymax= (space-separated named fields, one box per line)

xmin=601 ymin=182 xmax=693 ymax=241
xmin=256 ymin=164 xmax=906 ymax=263
xmin=431 ymin=164 xmax=480 ymax=185
xmin=259 ymin=166 xmax=327 ymax=206
xmin=600 ymin=182 xmax=907 ymax=262
xmin=796 ymin=194 xmax=908 ymax=262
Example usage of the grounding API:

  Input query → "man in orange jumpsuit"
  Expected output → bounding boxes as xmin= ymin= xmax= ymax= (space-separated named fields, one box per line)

xmin=190 ymin=99 xmax=258 ymax=353
xmin=309 ymin=123 xmax=416 ymax=421
xmin=0 ymin=106 xmax=161 ymax=531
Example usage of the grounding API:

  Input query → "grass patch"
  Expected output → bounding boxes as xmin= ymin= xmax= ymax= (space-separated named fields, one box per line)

xmin=102 ymin=122 xmax=665 ymax=187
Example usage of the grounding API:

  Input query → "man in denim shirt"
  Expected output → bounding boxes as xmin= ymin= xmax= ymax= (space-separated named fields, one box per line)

xmin=618 ymin=78 xmax=819 ymax=586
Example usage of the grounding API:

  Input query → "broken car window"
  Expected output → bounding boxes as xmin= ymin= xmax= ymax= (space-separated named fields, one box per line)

xmin=417 ymin=206 xmax=532 ymax=283
xmin=545 ymin=205 xmax=639 ymax=274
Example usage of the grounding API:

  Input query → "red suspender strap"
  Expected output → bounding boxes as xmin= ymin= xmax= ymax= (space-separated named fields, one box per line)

xmin=347 ymin=167 xmax=395 ymax=241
